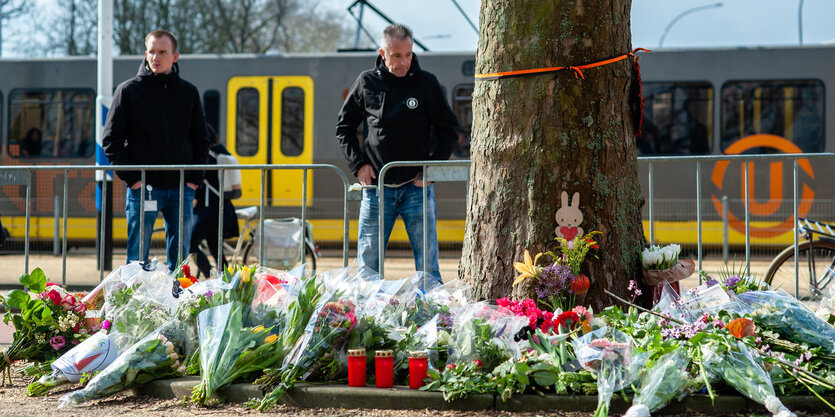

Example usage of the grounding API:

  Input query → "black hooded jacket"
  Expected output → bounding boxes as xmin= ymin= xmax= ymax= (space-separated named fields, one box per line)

xmin=102 ymin=60 xmax=209 ymax=188
xmin=336 ymin=54 xmax=459 ymax=185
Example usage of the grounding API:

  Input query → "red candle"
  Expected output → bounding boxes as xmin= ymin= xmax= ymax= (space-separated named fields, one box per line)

xmin=408 ymin=350 xmax=429 ymax=389
xmin=375 ymin=350 xmax=394 ymax=388
xmin=347 ymin=348 xmax=366 ymax=387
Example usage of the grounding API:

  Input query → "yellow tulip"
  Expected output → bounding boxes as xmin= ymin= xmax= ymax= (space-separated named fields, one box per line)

xmin=513 ymin=250 xmax=543 ymax=286
xmin=252 ymin=326 xmax=265 ymax=333
xmin=241 ymin=267 xmax=252 ymax=283
xmin=263 ymin=334 xmax=278 ymax=344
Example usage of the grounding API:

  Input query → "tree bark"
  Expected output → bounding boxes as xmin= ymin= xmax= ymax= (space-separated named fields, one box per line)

xmin=460 ymin=0 xmax=644 ymax=310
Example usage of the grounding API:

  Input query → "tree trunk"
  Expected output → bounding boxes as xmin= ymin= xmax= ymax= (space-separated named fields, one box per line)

xmin=460 ymin=0 xmax=645 ymax=310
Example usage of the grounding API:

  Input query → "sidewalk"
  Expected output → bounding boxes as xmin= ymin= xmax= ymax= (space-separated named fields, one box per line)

xmin=133 ymin=376 xmax=833 ymax=414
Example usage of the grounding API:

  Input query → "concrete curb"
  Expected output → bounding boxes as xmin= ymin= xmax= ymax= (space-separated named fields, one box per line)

xmin=134 ymin=377 xmax=835 ymax=414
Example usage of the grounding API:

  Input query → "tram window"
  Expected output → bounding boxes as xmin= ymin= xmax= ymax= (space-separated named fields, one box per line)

xmin=637 ymin=82 xmax=712 ymax=155
xmin=452 ymin=84 xmax=473 ymax=158
xmin=280 ymin=87 xmax=304 ymax=157
xmin=721 ymin=80 xmax=824 ymax=153
xmin=7 ymin=89 xmax=95 ymax=158
xmin=235 ymin=88 xmax=259 ymax=157
xmin=203 ymin=90 xmax=220 ymax=136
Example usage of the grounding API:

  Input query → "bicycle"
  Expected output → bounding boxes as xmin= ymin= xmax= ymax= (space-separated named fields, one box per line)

xmin=229 ymin=206 xmax=319 ymax=276
xmin=764 ymin=217 xmax=835 ymax=301
xmin=154 ymin=206 xmax=319 ymax=277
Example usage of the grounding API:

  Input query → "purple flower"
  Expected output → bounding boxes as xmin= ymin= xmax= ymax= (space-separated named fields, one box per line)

xmin=205 ymin=290 xmax=214 ymax=298
xmin=723 ymin=275 xmax=742 ymax=289
xmin=50 ymin=335 xmax=66 ymax=350
xmin=101 ymin=319 xmax=111 ymax=330
xmin=536 ymin=264 xmax=573 ymax=300
xmin=705 ymin=277 xmax=719 ymax=287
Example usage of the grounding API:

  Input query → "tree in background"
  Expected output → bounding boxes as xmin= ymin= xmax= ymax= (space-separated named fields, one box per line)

xmin=0 ymin=0 xmax=27 ymax=56
xmin=20 ymin=0 xmax=354 ymax=56
xmin=460 ymin=0 xmax=645 ymax=310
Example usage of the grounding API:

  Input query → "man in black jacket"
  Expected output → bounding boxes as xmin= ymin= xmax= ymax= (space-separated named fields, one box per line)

xmin=336 ymin=24 xmax=459 ymax=284
xmin=102 ymin=30 xmax=209 ymax=272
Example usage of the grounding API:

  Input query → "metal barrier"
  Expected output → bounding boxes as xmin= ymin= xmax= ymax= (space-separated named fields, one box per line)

xmin=0 ymin=163 xmax=351 ymax=284
xmin=376 ymin=160 xmax=471 ymax=278
xmin=4 ymin=153 xmax=834 ymax=296
xmin=640 ymin=152 xmax=835 ymax=296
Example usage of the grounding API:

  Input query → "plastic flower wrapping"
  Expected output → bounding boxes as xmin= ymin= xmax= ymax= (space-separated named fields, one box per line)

xmin=572 ymin=327 xmax=643 ymax=417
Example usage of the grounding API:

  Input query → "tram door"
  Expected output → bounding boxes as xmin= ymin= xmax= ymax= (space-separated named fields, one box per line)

xmin=227 ymin=76 xmax=314 ymax=207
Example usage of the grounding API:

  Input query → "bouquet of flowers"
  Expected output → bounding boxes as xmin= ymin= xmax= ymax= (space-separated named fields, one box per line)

xmin=190 ymin=303 xmax=281 ymax=404
xmin=641 ymin=243 xmax=694 ymax=304
xmin=58 ymin=320 xmax=188 ymax=407
xmin=256 ymin=295 xmax=357 ymax=410
xmin=642 ymin=243 xmax=682 ymax=270
xmin=512 ymin=233 xmax=598 ymax=312
xmin=192 ymin=273 xmax=321 ymax=404
xmin=624 ymin=349 xmax=694 ymax=416
xmin=740 ymin=290 xmax=835 ymax=355
xmin=0 ymin=268 xmax=90 ymax=384
xmin=700 ymin=340 xmax=796 ymax=417
xmin=572 ymin=327 xmax=640 ymax=417
xmin=447 ymin=303 xmax=527 ymax=371
xmin=27 ymin=331 xmax=122 ymax=396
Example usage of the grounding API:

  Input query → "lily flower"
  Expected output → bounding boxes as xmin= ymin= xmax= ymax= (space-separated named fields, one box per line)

xmin=513 ymin=250 xmax=544 ymax=286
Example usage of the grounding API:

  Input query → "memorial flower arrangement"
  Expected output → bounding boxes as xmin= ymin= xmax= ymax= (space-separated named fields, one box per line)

xmin=512 ymin=232 xmax=599 ymax=312
xmin=0 ymin=268 xmax=90 ymax=383
xmin=10 ymin=251 xmax=835 ymax=417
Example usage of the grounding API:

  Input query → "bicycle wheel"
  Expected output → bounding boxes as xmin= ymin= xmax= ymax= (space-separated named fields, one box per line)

xmin=302 ymin=241 xmax=317 ymax=277
xmin=239 ymin=238 xmax=260 ymax=267
xmin=764 ymin=240 xmax=835 ymax=302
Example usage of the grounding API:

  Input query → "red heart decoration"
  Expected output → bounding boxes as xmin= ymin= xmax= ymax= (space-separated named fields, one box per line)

xmin=560 ymin=226 xmax=578 ymax=241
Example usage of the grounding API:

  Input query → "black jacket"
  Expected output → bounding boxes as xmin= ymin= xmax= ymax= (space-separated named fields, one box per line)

xmin=336 ymin=54 xmax=459 ymax=185
xmin=102 ymin=60 xmax=209 ymax=188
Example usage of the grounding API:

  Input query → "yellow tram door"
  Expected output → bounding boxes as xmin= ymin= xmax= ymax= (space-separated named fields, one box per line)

xmin=226 ymin=76 xmax=314 ymax=207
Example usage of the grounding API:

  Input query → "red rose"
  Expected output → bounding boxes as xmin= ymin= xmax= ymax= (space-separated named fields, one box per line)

xmin=45 ymin=290 xmax=62 ymax=306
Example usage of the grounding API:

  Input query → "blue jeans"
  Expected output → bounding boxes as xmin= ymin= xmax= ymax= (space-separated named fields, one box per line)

xmin=357 ymin=183 xmax=441 ymax=283
xmin=125 ymin=186 xmax=195 ymax=272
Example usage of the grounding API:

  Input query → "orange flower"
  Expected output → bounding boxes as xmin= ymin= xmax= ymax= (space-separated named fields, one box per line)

xmin=177 ymin=277 xmax=194 ymax=289
xmin=725 ymin=318 xmax=756 ymax=338
xmin=570 ymin=274 xmax=590 ymax=297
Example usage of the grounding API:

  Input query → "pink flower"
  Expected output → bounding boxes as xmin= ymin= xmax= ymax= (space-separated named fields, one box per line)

xmin=44 ymin=289 xmax=62 ymax=306
xmin=472 ymin=359 xmax=483 ymax=368
xmin=521 ymin=299 xmax=537 ymax=311
xmin=509 ymin=304 xmax=524 ymax=315
xmin=527 ymin=314 xmax=538 ymax=328
xmin=496 ymin=297 xmax=511 ymax=308
xmin=101 ymin=319 xmax=111 ymax=330
xmin=73 ymin=304 xmax=87 ymax=315
xmin=572 ymin=306 xmax=593 ymax=321
xmin=45 ymin=282 xmax=59 ymax=287
xmin=445 ymin=363 xmax=457 ymax=370
xmin=49 ymin=335 xmax=66 ymax=350
xmin=61 ymin=295 xmax=77 ymax=311
xmin=542 ymin=311 xmax=554 ymax=322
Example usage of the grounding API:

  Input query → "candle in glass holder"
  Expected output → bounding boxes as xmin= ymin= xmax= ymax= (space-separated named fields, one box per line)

xmin=375 ymin=350 xmax=394 ymax=388
xmin=408 ymin=350 xmax=428 ymax=389
xmin=347 ymin=348 xmax=367 ymax=387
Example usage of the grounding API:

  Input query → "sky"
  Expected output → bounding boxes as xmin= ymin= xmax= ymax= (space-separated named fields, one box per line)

xmin=3 ymin=0 xmax=835 ymax=56
xmin=319 ymin=0 xmax=835 ymax=52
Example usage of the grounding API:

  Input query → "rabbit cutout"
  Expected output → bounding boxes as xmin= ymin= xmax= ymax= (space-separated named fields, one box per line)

xmin=555 ymin=191 xmax=584 ymax=241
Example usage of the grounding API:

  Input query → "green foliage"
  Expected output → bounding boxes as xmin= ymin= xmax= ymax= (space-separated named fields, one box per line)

xmin=19 ymin=268 xmax=47 ymax=294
